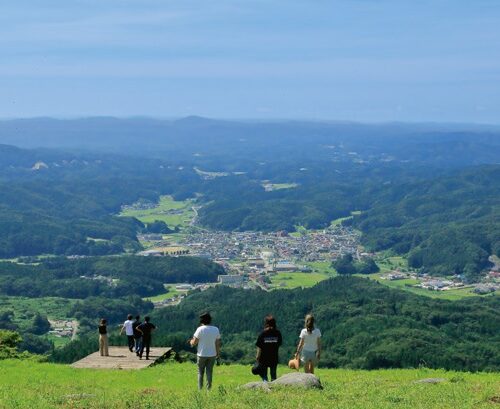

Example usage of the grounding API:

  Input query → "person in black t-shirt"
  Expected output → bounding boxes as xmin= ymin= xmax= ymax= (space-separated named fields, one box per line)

xmin=255 ymin=315 xmax=282 ymax=381
xmin=98 ymin=318 xmax=109 ymax=357
xmin=137 ymin=316 xmax=156 ymax=360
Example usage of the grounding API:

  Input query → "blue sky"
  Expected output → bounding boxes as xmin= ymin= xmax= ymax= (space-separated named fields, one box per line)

xmin=1 ymin=0 xmax=500 ymax=122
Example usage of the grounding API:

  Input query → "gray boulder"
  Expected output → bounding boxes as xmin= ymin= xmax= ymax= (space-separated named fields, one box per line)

xmin=241 ymin=372 xmax=323 ymax=391
xmin=271 ymin=372 xmax=323 ymax=389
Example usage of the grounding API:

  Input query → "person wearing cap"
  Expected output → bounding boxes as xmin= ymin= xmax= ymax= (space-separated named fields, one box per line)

xmin=189 ymin=312 xmax=221 ymax=390
xmin=255 ymin=315 xmax=282 ymax=382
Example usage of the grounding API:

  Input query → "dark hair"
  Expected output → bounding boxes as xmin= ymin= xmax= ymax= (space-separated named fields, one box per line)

xmin=144 ymin=316 xmax=150 ymax=322
xmin=135 ymin=315 xmax=140 ymax=320
xmin=199 ymin=312 xmax=212 ymax=325
xmin=305 ymin=314 xmax=315 ymax=333
xmin=100 ymin=318 xmax=107 ymax=325
xmin=264 ymin=315 xmax=276 ymax=330
xmin=127 ymin=314 xmax=133 ymax=320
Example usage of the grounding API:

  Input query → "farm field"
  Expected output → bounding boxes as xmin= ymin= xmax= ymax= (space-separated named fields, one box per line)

xmin=0 ymin=360 xmax=498 ymax=409
xmin=119 ymin=196 xmax=196 ymax=231
xmin=143 ymin=285 xmax=180 ymax=302
xmin=304 ymin=261 xmax=338 ymax=275
xmin=262 ymin=182 xmax=299 ymax=191
xmin=269 ymin=272 xmax=332 ymax=289
xmin=330 ymin=210 xmax=362 ymax=226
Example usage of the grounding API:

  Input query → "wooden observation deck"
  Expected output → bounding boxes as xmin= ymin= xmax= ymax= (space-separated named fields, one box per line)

xmin=71 ymin=346 xmax=172 ymax=370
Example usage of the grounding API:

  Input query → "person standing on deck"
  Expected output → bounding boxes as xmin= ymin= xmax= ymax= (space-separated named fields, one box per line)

xmin=132 ymin=315 xmax=142 ymax=356
xmin=98 ymin=318 xmax=109 ymax=357
xmin=137 ymin=316 xmax=156 ymax=360
xmin=120 ymin=314 xmax=135 ymax=352
xmin=189 ymin=312 xmax=221 ymax=390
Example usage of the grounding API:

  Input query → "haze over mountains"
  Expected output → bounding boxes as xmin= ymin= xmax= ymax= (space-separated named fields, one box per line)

xmin=0 ymin=117 xmax=499 ymax=168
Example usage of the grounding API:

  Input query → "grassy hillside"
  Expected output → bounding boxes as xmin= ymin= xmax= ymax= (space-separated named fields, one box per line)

xmin=0 ymin=361 xmax=498 ymax=408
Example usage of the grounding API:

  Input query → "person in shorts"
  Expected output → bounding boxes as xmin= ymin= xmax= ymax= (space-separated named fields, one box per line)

xmin=295 ymin=314 xmax=321 ymax=374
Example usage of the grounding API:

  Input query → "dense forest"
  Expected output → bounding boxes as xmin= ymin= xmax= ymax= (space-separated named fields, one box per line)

xmin=0 ymin=256 xmax=223 ymax=298
xmin=146 ymin=277 xmax=499 ymax=372
xmin=351 ymin=165 xmax=500 ymax=280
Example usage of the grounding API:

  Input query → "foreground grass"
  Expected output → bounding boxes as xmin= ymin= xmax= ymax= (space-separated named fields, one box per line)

xmin=0 ymin=361 xmax=498 ymax=408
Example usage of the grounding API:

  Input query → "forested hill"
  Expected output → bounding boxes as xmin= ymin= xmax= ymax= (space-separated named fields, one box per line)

xmin=0 ymin=256 xmax=223 ymax=298
xmin=351 ymin=165 xmax=500 ymax=280
xmin=150 ymin=276 xmax=500 ymax=372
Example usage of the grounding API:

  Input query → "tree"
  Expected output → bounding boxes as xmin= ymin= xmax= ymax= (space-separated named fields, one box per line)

xmin=0 ymin=330 xmax=23 ymax=360
xmin=30 ymin=314 xmax=51 ymax=335
xmin=332 ymin=254 xmax=356 ymax=275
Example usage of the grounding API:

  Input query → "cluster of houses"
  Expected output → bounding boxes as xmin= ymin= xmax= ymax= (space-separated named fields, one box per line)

xmin=380 ymin=269 xmax=499 ymax=295
xmin=158 ymin=225 xmax=360 ymax=262
xmin=48 ymin=319 xmax=76 ymax=339
xmin=79 ymin=275 xmax=118 ymax=287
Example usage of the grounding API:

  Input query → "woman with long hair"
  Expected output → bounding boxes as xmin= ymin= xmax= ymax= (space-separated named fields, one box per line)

xmin=295 ymin=314 xmax=321 ymax=374
xmin=255 ymin=315 xmax=283 ymax=381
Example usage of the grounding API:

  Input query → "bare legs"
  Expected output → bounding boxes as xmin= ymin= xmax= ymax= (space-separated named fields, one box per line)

xmin=304 ymin=360 xmax=315 ymax=374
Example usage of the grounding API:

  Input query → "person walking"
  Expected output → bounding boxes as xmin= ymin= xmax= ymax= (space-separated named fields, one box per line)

xmin=120 ymin=314 xmax=135 ymax=352
xmin=132 ymin=315 xmax=142 ymax=356
xmin=295 ymin=314 xmax=321 ymax=374
xmin=255 ymin=315 xmax=282 ymax=382
xmin=98 ymin=318 xmax=109 ymax=357
xmin=137 ymin=316 xmax=156 ymax=360
xmin=189 ymin=312 xmax=221 ymax=390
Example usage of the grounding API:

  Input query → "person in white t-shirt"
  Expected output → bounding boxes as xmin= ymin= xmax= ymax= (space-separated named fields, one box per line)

xmin=120 ymin=314 xmax=135 ymax=352
xmin=295 ymin=314 xmax=321 ymax=374
xmin=189 ymin=312 xmax=221 ymax=390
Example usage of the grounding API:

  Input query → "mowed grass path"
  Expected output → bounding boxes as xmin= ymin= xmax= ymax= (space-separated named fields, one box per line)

xmin=0 ymin=361 xmax=498 ymax=408
xmin=119 ymin=195 xmax=195 ymax=230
